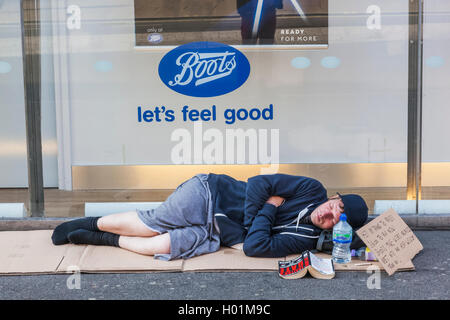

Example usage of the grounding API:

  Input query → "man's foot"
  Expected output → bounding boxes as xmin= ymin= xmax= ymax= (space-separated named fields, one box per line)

xmin=67 ymin=229 xmax=120 ymax=247
xmin=51 ymin=217 xmax=100 ymax=245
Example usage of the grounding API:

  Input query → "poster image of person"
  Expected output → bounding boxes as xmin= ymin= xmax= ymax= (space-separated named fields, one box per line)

xmin=133 ymin=0 xmax=328 ymax=47
xmin=237 ymin=0 xmax=283 ymax=45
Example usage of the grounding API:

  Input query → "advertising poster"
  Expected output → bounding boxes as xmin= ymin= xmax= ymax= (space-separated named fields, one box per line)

xmin=134 ymin=0 xmax=328 ymax=47
xmin=62 ymin=0 xmax=410 ymax=190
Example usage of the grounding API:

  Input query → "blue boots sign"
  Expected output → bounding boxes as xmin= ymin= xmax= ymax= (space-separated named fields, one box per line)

xmin=158 ymin=42 xmax=251 ymax=98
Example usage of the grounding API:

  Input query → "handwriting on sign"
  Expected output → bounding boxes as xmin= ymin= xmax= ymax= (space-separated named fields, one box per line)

xmin=356 ymin=209 xmax=423 ymax=276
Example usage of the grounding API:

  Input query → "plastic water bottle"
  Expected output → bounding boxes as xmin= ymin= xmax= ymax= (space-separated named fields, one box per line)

xmin=332 ymin=213 xmax=352 ymax=264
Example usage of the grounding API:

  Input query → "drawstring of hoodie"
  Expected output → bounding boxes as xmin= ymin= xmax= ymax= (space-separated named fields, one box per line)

xmin=295 ymin=204 xmax=313 ymax=231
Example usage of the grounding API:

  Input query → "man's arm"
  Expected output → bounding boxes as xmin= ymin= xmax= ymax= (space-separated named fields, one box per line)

xmin=244 ymin=174 xmax=326 ymax=228
xmin=242 ymin=201 xmax=318 ymax=257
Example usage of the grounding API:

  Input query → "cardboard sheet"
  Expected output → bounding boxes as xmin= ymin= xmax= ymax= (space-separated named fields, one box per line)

xmin=0 ymin=230 xmax=415 ymax=275
xmin=285 ymin=252 xmax=414 ymax=272
xmin=57 ymin=244 xmax=87 ymax=272
xmin=182 ymin=247 xmax=281 ymax=272
xmin=316 ymin=253 xmax=414 ymax=271
xmin=76 ymin=245 xmax=183 ymax=273
xmin=0 ymin=230 xmax=66 ymax=275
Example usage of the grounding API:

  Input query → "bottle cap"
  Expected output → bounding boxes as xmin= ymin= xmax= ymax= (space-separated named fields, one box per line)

xmin=340 ymin=213 xmax=347 ymax=221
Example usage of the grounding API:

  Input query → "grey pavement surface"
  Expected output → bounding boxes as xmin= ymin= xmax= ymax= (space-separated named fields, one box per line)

xmin=0 ymin=231 xmax=449 ymax=301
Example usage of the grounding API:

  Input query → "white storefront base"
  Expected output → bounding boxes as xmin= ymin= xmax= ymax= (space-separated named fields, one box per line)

xmin=0 ymin=203 xmax=26 ymax=218
xmin=374 ymin=200 xmax=450 ymax=215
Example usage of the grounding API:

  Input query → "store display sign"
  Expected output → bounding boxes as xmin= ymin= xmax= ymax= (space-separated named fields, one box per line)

xmin=134 ymin=0 xmax=328 ymax=47
xmin=158 ymin=41 xmax=251 ymax=98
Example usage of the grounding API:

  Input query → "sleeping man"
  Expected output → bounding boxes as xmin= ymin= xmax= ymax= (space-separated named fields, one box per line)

xmin=51 ymin=173 xmax=368 ymax=261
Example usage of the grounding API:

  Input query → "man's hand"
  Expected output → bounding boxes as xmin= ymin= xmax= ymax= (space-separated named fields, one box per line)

xmin=266 ymin=196 xmax=285 ymax=207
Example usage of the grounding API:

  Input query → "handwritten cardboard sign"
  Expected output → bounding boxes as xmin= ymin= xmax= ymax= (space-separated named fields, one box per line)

xmin=356 ymin=209 xmax=423 ymax=275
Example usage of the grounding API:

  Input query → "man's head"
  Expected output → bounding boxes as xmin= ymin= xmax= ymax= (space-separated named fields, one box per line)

xmin=310 ymin=193 xmax=368 ymax=230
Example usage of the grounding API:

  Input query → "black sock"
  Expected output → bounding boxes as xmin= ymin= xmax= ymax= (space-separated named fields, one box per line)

xmin=67 ymin=229 xmax=120 ymax=247
xmin=51 ymin=217 xmax=101 ymax=245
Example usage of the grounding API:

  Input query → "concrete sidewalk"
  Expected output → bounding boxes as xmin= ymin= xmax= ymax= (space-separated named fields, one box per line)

xmin=0 ymin=231 xmax=448 ymax=300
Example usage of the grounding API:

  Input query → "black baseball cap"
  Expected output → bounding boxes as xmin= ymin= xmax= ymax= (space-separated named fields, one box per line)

xmin=337 ymin=193 xmax=368 ymax=229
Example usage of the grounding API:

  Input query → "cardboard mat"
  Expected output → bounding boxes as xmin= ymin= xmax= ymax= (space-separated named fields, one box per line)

xmin=0 ymin=230 xmax=414 ymax=275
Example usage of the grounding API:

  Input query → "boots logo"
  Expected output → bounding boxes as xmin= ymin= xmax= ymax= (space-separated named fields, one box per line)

xmin=168 ymin=51 xmax=236 ymax=87
xmin=159 ymin=42 xmax=250 ymax=98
